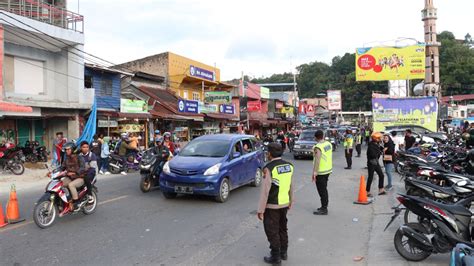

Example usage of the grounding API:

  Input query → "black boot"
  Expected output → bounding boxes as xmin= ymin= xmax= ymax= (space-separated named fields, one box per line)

xmin=280 ymin=247 xmax=288 ymax=261
xmin=264 ymin=249 xmax=281 ymax=265
xmin=313 ymin=208 xmax=328 ymax=215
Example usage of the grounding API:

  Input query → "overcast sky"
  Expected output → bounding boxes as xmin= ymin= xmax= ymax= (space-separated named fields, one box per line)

xmin=73 ymin=0 xmax=473 ymax=80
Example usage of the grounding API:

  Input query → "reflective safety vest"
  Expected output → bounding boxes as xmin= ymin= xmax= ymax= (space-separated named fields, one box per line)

xmin=365 ymin=131 xmax=370 ymax=137
xmin=357 ymin=135 xmax=362 ymax=144
xmin=266 ymin=159 xmax=294 ymax=205
xmin=344 ymin=136 xmax=354 ymax=149
xmin=314 ymin=141 xmax=333 ymax=175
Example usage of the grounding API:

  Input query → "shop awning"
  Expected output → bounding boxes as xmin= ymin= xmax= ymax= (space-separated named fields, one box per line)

xmin=0 ymin=101 xmax=32 ymax=113
xmin=118 ymin=112 xmax=152 ymax=119
xmin=182 ymin=75 xmax=219 ymax=86
xmin=150 ymin=110 xmax=199 ymax=121
xmin=205 ymin=113 xmax=239 ymax=121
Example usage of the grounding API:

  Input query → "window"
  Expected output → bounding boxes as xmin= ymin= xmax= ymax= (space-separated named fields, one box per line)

xmin=232 ymin=141 xmax=242 ymax=157
xmin=183 ymin=90 xmax=189 ymax=100
xmin=241 ymin=139 xmax=254 ymax=153
xmin=85 ymin=75 xmax=93 ymax=88
xmin=100 ymin=78 xmax=113 ymax=96
xmin=193 ymin=92 xmax=200 ymax=101
xmin=5 ymin=56 xmax=45 ymax=95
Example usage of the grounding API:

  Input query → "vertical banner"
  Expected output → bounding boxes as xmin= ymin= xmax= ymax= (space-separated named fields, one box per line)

xmin=372 ymin=96 xmax=438 ymax=132
xmin=327 ymin=90 xmax=342 ymax=110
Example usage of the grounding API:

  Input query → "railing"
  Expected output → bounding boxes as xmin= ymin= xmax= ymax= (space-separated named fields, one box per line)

xmin=0 ymin=0 xmax=84 ymax=33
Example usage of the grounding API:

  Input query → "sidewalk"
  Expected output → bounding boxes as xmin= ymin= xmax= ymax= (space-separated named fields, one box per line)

xmin=367 ymin=170 xmax=449 ymax=265
xmin=0 ymin=163 xmax=49 ymax=195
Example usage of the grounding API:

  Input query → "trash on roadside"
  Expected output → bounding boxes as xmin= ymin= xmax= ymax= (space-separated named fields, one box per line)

xmin=352 ymin=218 xmax=359 ymax=222
xmin=353 ymin=256 xmax=364 ymax=261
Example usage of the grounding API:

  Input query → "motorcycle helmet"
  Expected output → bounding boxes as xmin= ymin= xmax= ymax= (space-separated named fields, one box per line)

xmin=371 ymin=132 xmax=383 ymax=142
xmin=154 ymin=130 xmax=161 ymax=134
xmin=121 ymin=133 xmax=128 ymax=139
xmin=155 ymin=136 xmax=164 ymax=143
xmin=462 ymin=132 xmax=470 ymax=141
xmin=63 ymin=142 xmax=76 ymax=151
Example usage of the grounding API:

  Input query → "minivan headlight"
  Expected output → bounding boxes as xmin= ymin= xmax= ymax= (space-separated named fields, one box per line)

xmin=204 ymin=163 xmax=221 ymax=176
xmin=294 ymin=144 xmax=301 ymax=149
xmin=163 ymin=161 xmax=171 ymax=174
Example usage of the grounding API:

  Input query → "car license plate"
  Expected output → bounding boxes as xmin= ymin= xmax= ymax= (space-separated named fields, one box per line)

xmin=175 ymin=186 xmax=193 ymax=194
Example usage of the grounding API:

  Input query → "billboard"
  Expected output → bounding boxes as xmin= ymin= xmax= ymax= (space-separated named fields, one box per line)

xmin=204 ymin=91 xmax=231 ymax=104
xmin=120 ymin=99 xmax=148 ymax=113
xmin=327 ymin=90 xmax=342 ymax=110
xmin=356 ymin=44 xmax=425 ymax=81
xmin=372 ymin=96 xmax=438 ymax=132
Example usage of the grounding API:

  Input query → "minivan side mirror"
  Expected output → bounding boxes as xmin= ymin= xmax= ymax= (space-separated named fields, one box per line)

xmin=232 ymin=152 xmax=241 ymax=159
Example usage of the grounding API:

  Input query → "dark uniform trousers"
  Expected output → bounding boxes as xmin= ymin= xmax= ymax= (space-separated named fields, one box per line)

xmin=355 ymin=144 xmax=362 ymax=156
xmin=316 ymin=174 xmax=330 ymax=208
xmin=263 ymin=207 xmax=289 ymax=251
xmin=345 ymin=149 xmax=353 ymax=167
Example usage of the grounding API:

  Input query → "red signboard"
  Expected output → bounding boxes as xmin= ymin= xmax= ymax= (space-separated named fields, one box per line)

xmin=298 ymin=104 xmax=306 ymax=114
xmin=306 ymin=104 xmax=315 ymax=117
xmin=247 ymin=100 xmax=262 ymax=112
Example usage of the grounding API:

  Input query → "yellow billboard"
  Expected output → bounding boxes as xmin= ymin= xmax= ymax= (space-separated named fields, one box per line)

xmin=355 ymin=44 xmax=425 ymax=81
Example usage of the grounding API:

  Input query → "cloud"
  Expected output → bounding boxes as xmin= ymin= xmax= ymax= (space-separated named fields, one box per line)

xmin=225 ymin=37 xmax=277 ymax=60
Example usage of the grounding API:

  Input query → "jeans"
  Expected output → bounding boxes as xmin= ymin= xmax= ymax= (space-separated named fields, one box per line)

xmin=316 ymin=174 xmax=330 ymax=209
xmin=100 ymin=157 xmax=109 ymax=172
xmin=384 ymin=163 xmax=394 ymax=188
xmin=263 ymin=207 xmax=288 ymax=251
xmin=367 ymin=163 xmax=384 ymax=192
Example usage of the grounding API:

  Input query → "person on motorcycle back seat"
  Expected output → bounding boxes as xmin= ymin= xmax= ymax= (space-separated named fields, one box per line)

xmin=79 ymin=141 xmax=97 ymax=204
xmin=163 ymin=132 xmax=175 ymax=155
xmin=152 ymin=137 xmax=170 ymax=178
xmin=61 ymin=142 xmax=85 ymax=211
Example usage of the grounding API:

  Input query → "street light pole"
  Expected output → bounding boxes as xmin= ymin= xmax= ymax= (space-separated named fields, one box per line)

xmin=293 ymin=72 xmax=297 ymax=129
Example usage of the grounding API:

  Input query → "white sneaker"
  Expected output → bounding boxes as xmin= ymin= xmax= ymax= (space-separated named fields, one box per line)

xmin=87 ymin=195 xmax=94 ymax=204
xmin=134 ymin=159 xmax=139 ymax=164
xmin=121 ymin=171 xmax=127 ymax=175
xmin=104 ymin=171 xmax=111 ymax=175
xmin=99 ymin=170 xmax=104 ymax=175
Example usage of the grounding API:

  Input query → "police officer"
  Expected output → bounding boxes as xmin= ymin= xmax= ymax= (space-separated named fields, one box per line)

xmin=257 ymin=143 xmax=294 ymax=265
xmin=343 ymin=129 xmax=354 ymax=169
xmin=312 ymin=130 xmax=333 ymax=215
xmin=355 ymin=129 xmax=363 ymax=157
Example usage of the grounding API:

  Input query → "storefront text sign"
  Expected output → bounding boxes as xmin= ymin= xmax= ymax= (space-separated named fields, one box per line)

xmin=178 ymin=99 xmax=199 ymax=113
xmin=120 ymin=99 xmax=148 ymax=113
xmin=98 ymin=120 xmax=118 ymax=128
xmin=190 ymin=65 xmax=216 ymax=81
xmin=204 ymin=91 xmax=231 ymax=104
xmin=219 ymin=104 xmax=235 ymax=114
xmin=247 ymin=100 xmax=261 ymax=112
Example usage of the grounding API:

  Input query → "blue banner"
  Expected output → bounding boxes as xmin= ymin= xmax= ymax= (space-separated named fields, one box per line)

xmin=219 ymin=104 xmax=234 ymax=114
xmin=190 ymin=65 xmax=216 ymax=81
xmin=178 ymin=99 xmax=199 ymax=113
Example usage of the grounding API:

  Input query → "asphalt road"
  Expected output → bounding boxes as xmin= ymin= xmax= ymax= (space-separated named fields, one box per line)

xmin=0 ymin=147 xmax=451 ymax=265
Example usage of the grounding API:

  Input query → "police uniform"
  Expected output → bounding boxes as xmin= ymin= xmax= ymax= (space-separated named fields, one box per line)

xmin=258 ymin=158 xmax=294 ymax=262
xmin=343 ymin=134 xmax=354 ymax=168
xmin=355 ymin=133 xmax=362 ymax=157
xmin=313 ymin=140 xmax=333 ymax=212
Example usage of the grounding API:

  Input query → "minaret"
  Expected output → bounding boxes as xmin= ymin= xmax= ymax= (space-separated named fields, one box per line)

xmin=422 ymin=0 xmax=441 ymax=98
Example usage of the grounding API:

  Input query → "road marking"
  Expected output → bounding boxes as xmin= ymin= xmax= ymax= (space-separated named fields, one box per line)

xmin=0 ymin=195 xmax=128 ymax=233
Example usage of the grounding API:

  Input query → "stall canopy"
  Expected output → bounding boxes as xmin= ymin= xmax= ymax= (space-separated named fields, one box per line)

xmin=0 ymin=101 xmax=32 ymax=113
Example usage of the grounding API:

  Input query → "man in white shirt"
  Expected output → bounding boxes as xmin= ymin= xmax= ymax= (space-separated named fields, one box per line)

xmin=390 ymin=131 xmax=403 ymax=153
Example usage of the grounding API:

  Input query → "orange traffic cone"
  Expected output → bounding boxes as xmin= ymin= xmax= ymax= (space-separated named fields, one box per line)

xmin=0 ymin=201 xmax=8 ymax=227
xmin=6 ymin=184 xmax=25 ymax=224
xmin=353 ymin=176 xmax=373 ymax=205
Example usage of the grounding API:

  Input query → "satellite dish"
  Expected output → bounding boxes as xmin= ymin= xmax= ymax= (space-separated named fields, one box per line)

xmin=413 ymin=82 xmax=424 ymax=96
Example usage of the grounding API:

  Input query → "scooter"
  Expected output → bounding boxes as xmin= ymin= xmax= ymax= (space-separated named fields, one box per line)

xmin=139 ymin=148 xmax=168 ymax=193
xmin=450 ymin=243 xmax=474 ymax=266
xmin=33 ymin=166 xmax=98 ymax=228
xmin=385 ymin=193 xmax=474 ymax=262
xmin=108 ymin=151 xmax=143 ymax=174
xmin=0 ymin=144 xmax=25 ymax=175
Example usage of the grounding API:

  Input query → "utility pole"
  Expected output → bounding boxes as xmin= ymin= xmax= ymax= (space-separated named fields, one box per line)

xmin=293 ymin=72 xmax=297 ymax=129
xmin=241 ymin=72 xmax=249 ymax=133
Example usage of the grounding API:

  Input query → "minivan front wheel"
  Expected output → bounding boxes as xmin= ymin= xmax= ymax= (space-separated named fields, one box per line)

xmin=251 ymin=168 xmax=262 ymax=187
xmin=215 ymin=178 xmax=230 ymax=203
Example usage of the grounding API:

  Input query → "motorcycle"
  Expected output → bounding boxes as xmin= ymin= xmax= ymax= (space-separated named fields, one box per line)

xmin=33 ymin=166 xmax=98 ymax=228
xmin=22 ymin=141 xmax=49 ymax=163
xmin=139 ymin=148 xmax=169 ymax=193
xmin=0 ymin=144 xmax=25 ymax=175
xmin=450 ymin=243 xmax=474 ymax=266
xmin=108 ymin=151 xmax=143 ymax=174
xmin=288 ymin=137 xmax=295 ymax=153
xmin=385 ymin=193 xmax=474 ymax=262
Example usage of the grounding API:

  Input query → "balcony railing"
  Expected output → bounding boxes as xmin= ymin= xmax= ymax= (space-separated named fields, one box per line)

xmin=0 ymin=0 xmax=84 ymax=33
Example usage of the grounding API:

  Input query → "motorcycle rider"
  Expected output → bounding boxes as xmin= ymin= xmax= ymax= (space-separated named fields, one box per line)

xmin=152 ymin=137 xmax=170 ymax=178
xmin=61 ymin=142 xmax=85 ymax=211
xmin=78 ymin=141 xmax=97 ymax=203
xmin=163 ymin=132 xmax=175 ymax=155
xmin=276 ymin=131 xmax=286 ymax=151
xmin=118 ymin=134 xmax=135 ymax=175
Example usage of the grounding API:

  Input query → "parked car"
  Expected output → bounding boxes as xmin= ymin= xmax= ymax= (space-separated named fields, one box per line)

xmin=159 ymin=134 xmax=264 ymax=203
xmin=293 ymin=129 xmax=328 ymax=159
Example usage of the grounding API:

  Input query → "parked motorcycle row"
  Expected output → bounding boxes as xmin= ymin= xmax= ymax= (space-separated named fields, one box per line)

xmin=384 ymin=133 xmax=474 ymax=263
xmin=0 ymin=140 xmax=49 ymax=176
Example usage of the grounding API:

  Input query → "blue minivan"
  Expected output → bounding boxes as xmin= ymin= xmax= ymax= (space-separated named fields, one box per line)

xmin=160 ymin=134 xmax=264 ymax=202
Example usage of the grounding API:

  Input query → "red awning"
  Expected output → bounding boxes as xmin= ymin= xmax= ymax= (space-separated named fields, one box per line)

xmin=0 ymin=101 xmax=33 ymax=113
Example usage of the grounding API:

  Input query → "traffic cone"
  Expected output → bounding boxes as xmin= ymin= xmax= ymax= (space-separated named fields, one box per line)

xmin=6 ymin=184 xmax=25 ymax=224
xmin=353 ymin=175 xmax=373 ymax=205
xmin=0 ymin=201 xmax=8 ymax=227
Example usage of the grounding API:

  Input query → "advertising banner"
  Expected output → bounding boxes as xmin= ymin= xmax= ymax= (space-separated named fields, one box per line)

xmin=204 ymin=91 xmax=231 ymax=104
xmin=178 ymin=99 xmax=199 ymax=113
xmin=372 ymin=96 xmax=438 ymax=132
xmin=327 ymin=90 xmax=342 ymax=110
xmin=247 ymin=100 xmax=262 ymax=112
xmin=219 ymin=104 xmax=235 ymax=114
xmin=120 ymin=99 xmax=148 ymax=113
xmin=260 ymin=87 xmax=270 ymax=99
xmin=306 ymin=104 xmax=315 ymax=117
xmin=189 ymin=65 xmax=216 ymax=81
xmin=199 ymin=102 xmax=218 ymax=113
xmin=356 ymin=44 xmax=426 ymax=81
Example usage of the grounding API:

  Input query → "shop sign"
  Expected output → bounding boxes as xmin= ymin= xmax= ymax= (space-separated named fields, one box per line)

xmin=247 ymin=100 xmax=261 ymax=112
xmin=190 ymin=65 xmax=216 ymax=81
xmin=178 ymin=99 xmax=199 ymax=113
xmin=118 ymin=124 xmax=144 ymax=133
xmin=219 ymin=104 xmax=235 ymax=114
xmin=120 ymin=99 xmax=148 ymax=113
xmin=199 ymin=102 xmax=218 ymax=113
xmin=260 ymin=87 xmax=270 ymax=99
xmin=98 ymin=120 xmax=118 ymax=128
xmin=204 ymin=91 xmax=231 ymax=104
xmin=306 ymin=104 xmax=315 ymax=117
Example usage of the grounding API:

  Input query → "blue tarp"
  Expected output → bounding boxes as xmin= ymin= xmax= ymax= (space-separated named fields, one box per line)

xmin=75 ymin=101 xmax=97 ymax=145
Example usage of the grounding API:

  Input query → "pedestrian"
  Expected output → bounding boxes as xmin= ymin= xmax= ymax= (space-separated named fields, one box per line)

xmin=403 ymin=129 xmax=416 ymax=150
xmin=382 ymin=134 xmax=395 ymax=191
xmin=52 ymin=132 xmax=66 ymax=166
xmin=355 ymin=129 xmax=362 ymax=157
xmin=312 ymin=130 xmax=333 ymax=215
xmin=257 ymin=142 xmax=294 ymax=265
xmin=366 ymin=132 xmax=385 ymax=196
xmin=99 ymin=136 xmax=111 ymax=175
xmin=343 ymin=129 xmax=354 ymax=169
xmin=90 ymin=134 xmax=102 ymax=173
xmin=365 ymin=128 xmax=371 ymax=145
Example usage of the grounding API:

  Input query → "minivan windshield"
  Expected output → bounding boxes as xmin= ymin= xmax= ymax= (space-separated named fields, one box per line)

xmin=179 ymin=140 xmax=231 ymax=157
xmin=299 ymin=131 xmax=316 ymax=141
